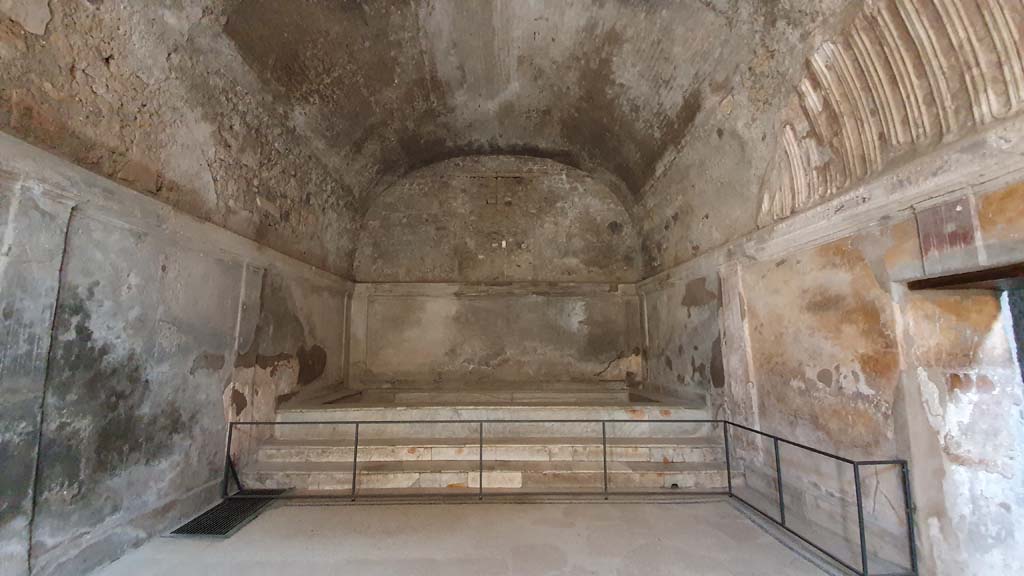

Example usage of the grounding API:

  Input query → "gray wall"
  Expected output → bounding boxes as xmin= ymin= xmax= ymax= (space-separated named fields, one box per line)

xmin=640 ymin=272 xmax=723 ymax=404
xmin=355 ymin=156 xmax=639 ymax=284
xmin=348 ymin=283 xmax=642 ymax=389
xmin=0 ymin=134 xmax=351 ymax=576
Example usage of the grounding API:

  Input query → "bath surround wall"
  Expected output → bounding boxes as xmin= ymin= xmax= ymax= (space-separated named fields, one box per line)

xmin=0 ymin=134 xmax=352 ymax=576
xmin=0 ymin=134 xmax=660 ymax=576
xmin=346 ymin=282 xmax=643 ymax=390
xmin=640 ymin=116 xmax=1024 ymax=575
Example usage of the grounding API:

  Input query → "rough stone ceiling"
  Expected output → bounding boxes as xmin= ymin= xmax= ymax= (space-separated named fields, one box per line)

xmin=0 ymin=0 xmax=855 ymax=276
xmin=223 ymin=0 xmax=749 ymax=214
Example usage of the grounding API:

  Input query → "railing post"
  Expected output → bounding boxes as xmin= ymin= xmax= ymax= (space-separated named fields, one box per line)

xmin=602 ymin=421 xmax=609 ymax=499
xmin=478 ymin=421 xmax=484 ymax=500
xmin=350 ymin=423 xmax=360 ymax=501
xmin=901 ymin=462 xmax=919 ymax=574
xmin=220 ymin=421 xmax=234 ymax=498
xmin=773 ymin=437 xmax=785 ymax=526
xmin=854 ymin=462 xmax=868 ymax=576
xmin=722 ymin=422 xmax=732 ymax=495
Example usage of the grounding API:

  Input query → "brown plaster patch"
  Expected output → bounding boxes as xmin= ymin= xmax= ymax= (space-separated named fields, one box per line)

xmin=803 ymin=288 xmax=844 ymax=313
xmin=275 ymin=390 xmax=300 ymax=406
xmin=297 ymin=344 xmax=327 ymax=386
xmin=947 ymin=373 xmax=996 ymax=395
xmin=681 ymin=276 xmax=718 ymax=308
xmin=816 ymin=369 xmax=833 ymax=387
xmin=189 ymin=352 xmax=225 ymax=376
xmin=710 ymin=337 xmax=724 ymax=389
xmin=744 ymin=237 xmax=901 ymax=453
xmin=230 ymin=387 xmax=248 ymax=417
xmin=883 ymin=217 xmax=924 ymax=275
xmin=978 ymin=182 xmax=1024 ymax=244
xmin=906 ymin=291 xmax=1004 ymax=369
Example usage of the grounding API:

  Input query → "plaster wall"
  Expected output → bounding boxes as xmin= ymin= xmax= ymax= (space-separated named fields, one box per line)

xmin=0 ymin=180 xmax=70 ymax=576
xmin=0 ymin=134 xmax=351 ymax=576
xmin=347 ymin=283 xmax=642 ymax=390
xmin=899 ymin=288 xmax=1024 ymax=575
xmin=640 ymin=115 xmax=1024 ymax=575
xmin=349 ymin=155 xmax=644 ymax=393
xmin=640 ymin=270 xmax=723 ymax=405
xmin=736 ymin=184 xmax=1024 ymax=575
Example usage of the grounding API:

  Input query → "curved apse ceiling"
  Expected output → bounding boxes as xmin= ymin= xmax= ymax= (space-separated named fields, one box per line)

xmin=222 ymin=0 xmax=741 ymax=214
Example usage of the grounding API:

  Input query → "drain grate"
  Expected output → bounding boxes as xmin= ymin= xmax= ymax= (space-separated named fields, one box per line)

xmin=170 ymin=489 xmax=287 ymax=538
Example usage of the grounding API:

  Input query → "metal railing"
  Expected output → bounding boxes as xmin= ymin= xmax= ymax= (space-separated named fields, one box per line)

xmin=220 ymin=418 xmax=917 ymax=576
xmin=723 ymin=421 xmax=918 ymax=576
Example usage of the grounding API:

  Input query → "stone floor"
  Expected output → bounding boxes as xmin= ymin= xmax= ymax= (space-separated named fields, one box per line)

xmin=96 ymin=501 xmax=833 ymax=575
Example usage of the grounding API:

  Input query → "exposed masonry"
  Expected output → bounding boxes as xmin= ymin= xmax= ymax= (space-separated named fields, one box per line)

xmin=354 ymin=156 xmax=639 ymax=283
xmin=759 ymin=0 xmax=1024 ymax=225
xmin=0 ymin=0 xmax=855 ymax=278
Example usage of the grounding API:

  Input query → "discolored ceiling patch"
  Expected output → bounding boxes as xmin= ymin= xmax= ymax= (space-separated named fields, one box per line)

xmin=223 ymin=0 xmax=733 ymax=209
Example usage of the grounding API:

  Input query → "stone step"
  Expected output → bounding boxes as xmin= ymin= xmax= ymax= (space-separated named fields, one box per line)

xmin=268 ymin=404 xmax=714 ymax=440
xmin=359 ymin=389 xmax=630 ymax=404
xmin=344 ymin=381 xmax=631 ymax=405
xmin=279 ymin=382 xmax=638 ymax=410
xmin=240 ymin=460 xmax=728 ymax=493
xmin=354 ymin=380 xmax=629 ymax=392
xmin=255 ymin=436 xmax=725 ymax=464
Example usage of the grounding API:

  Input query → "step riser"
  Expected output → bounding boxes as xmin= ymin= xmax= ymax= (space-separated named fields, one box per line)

xmin=257 ymin=445 xmax=724 ymax=464
xmin=252 ymin=403 xmax=721 ymax=495
xmin=241 ymin=470 xmax=727 ymax=492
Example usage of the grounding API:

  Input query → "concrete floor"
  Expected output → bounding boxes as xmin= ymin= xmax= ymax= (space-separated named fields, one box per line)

xmin=96 ymin=501 xmax=830 ymax=576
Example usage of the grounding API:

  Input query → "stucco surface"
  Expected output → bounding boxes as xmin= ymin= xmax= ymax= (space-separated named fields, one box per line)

xmin=348 ymin=283 xmax=641 ymax=389
xmin=0 ymin=136 xmax=351 ymax=576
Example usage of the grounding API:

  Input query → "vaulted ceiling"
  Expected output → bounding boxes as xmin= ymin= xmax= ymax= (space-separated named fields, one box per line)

xmin=1 ymin=0 xmax=854 ymax=276
xmin=222 ymin=0 xmax=745 ymax=213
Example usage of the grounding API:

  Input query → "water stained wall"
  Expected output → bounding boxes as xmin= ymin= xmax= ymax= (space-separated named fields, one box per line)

xmin=1 ymin=1 xmax=1024 ymax=575
xmin=640 ymin=273 xmax=723 ymax=404
xmin=0 ymin=181 xmax=70 ymax=576
xmin=743 ymin=224 xmax=914 ymax=455
xmin=901 ymin=288 xmax=1024 ymax=574
xmin=0 ymin=135 xmax=351 ymax=576
xmin=348 ymin=283 xmax=642 ymax=392
xmin=730 ymin=181 xmax=1024 ymax=574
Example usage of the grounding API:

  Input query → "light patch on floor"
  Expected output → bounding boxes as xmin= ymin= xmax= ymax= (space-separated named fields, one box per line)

xmin=95 ymin=501 xmax=828 ymax=575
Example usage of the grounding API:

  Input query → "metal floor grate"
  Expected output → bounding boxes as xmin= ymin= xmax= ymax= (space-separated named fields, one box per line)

xmin=170 ymin=489 xmax=287 ymax=537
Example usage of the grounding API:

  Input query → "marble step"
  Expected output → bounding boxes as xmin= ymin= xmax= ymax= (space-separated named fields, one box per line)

xmin=279 ymin=382 xmax=636 ymax=410
xmin=356 ymin=388 xmax=629 ymax=404
xmin=255 ymin=436 xmax=724 ymax=464
xmin=354 ymin=380 xmax=629 ymax=392
xmin=240 ymin=459 xmax=728 ymax=493
xmin=269 ymin=404 xmax=714 ymax=440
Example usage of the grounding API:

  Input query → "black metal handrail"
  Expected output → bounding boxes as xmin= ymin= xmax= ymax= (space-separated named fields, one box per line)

xmin=220 ymin=418 xmax=918 ymax=576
